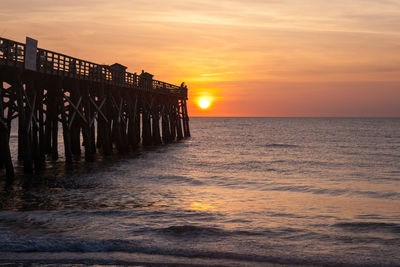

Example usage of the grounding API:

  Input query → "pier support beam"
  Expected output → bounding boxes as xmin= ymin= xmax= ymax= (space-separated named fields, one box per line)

xmin=120 ymin=92 xmax=130 ymax=153
xmin=182 ymin=99 xmax=191 ymax=138
xmin=162 ymin=107 xmax=171 ymax=144
xmin=69 ymin=80 xmax=82 ymax=157
xmin=59 ymin=78 xmax=72 ymax=163
xmin=37 ymin=80 xmax=46 ymax=165
xmin=176 ymin=102 xmax=183 ymax=140
xmin=111 ymin=91 xmax=128 ymax=154
xmin=82 ymin=83 xmax=94 ymax=161
xmin=26 ymin=79 xmax=41 ymax=171
xmin=142 ymin=97 xmax=152 ymax=146
xmin=142 ymin=111 xmax=152 ymax=146
xmin=97 ymin=83 xmax=111 ymax=155
xmin=169 ymin=103 xmax=176 ymax=142
xmin=128 ymin=95 xmax=139 ymax=150
xmin=0 ymin=79 xmax=14 ymax=178
xmin=152 ymin=103 xmax=162 ymax=145
xmin=135 ymin=102 xmax=141 ymax=146
xmin=44 ymin=78 xmax=60 ymax=161
xmin=15 ymin=78 xmax=33 ymax=173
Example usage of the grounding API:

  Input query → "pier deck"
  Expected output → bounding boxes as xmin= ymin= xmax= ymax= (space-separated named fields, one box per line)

xmin=0 ymin=36 xmax=190 ymax=178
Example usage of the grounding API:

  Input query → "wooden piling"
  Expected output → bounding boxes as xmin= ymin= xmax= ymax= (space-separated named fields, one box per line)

xmin=59 ymin=78 xmax=72 ymax=163
xmin=82 ymin=83 xmax=94 ymax=161
xmin=128 ymin=94 xmax=139 ymax=149
xmin=120 ymin=92 xmax=130 ymax=153
xmin=176 ymin=102 xmax=183 ymax=140
xmin=89 ymin=89 xmax=97 ymax=154
xmin=0 ymin=79 xmax=14 ymax=178
xmin=44 ymin=88 xmax=52 ymax=156
xmin=16 ymin=77 xmax=33 ymax=173
xmin=97 ymin=83 xmax=111 ymax=155
xmin=182 ymin=99 xmax=191 ymax=138
xmin=69 ymin=80 xmax=82 ymax=157
xmin=26 ymin=79 xmax=41 ymax=171
xmin=111 ymin=90 xmax=126 ymax=154
xmin=0 ymin=80 xmax=4 ymax=171
xmin=180 ymin=100 xmax=187 ymax=138
xmin=152 ymin=103 xmax=162 ymax=145
xmin=16 ymin=81 xmax=25 ymax=161
xmin=37 ymin=80 xmax=46 ymax=164
xmin=169 ymin=103 xmax=176 ymax=142
xmin=141 ymin=96 xmax=152 ymax=146
xmin=142 ymin=109 xmax=152 ymax=146
xmin=104 ymin=87 xmax=113 ymax=155
xmin=135 ymin=103 xmax=141 ymax=146
xmin=162 ymin=108 xmax=171 ymax=144
xmin=43 ymin=78 xmax=60 ymax=160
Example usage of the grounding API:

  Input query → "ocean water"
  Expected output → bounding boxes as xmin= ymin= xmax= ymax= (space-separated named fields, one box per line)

xmin=0 ymin=117 xmax=399 ymax=266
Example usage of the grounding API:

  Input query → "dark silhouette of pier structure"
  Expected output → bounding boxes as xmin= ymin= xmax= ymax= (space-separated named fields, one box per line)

xmin=0 ymin=37 xmax=190 ymax=178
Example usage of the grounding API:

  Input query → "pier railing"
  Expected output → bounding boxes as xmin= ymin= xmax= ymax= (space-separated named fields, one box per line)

xmin=0 ymin=37 xmax=187 ymax=98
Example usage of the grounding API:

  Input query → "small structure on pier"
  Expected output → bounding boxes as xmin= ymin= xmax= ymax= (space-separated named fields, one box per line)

xmin=110 ymin=63 xmax=127 ymax=83
xmin=0 ymin=36 xmax=190 ymax=178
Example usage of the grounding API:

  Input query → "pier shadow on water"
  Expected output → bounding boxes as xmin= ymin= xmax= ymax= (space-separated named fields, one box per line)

xmin=0 ymin=145 xmax=166 ymax=212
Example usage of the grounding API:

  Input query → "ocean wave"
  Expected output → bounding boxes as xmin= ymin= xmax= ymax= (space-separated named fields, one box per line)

xmin=0 ymin=234 xmax=276 ymax=261
xmin=368 ymin=153 xmax=400 ymax=158
xmin=158 ymin=225 xmax=264 ymax=238
xmin=266 ymin=211 xmax=336 ymax=220
xmin=160 ymin=225 xmax=223 ymax=236
xmin=264 ymin=143 xmax=299 ymax=148
xmin=354 ymin=214 xmax=400 ymax=222
xmin=333 ymin=222 xmax=400 ymax=234
xmin=148 ymin=175 xmax=204 ymax=186
xmin=268 ymin=185 xmax=400 ymax=199
xmin=0 ymin=233 xmax=397 ymax=266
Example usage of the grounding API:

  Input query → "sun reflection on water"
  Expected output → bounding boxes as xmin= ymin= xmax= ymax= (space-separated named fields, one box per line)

xmin=190 ymin=202 xmax=215 ymax=211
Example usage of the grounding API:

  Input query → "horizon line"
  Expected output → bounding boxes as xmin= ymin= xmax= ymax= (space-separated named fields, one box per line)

xmin=190 ymin=116 xmax=400 ymax=118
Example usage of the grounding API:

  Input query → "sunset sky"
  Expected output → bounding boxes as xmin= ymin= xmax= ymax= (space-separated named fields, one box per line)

xmin=1 ymin=0 xmax=399 ymax=116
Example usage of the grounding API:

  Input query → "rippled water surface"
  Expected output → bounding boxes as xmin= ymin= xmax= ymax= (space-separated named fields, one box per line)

xmin=0 ymin=118 xmax=400 ymax=266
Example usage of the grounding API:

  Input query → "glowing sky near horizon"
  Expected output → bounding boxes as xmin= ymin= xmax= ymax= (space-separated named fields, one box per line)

xmin=1 ymin=0 xmax=399 ymax=116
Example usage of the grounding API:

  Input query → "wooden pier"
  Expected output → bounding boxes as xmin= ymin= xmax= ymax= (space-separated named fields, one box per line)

xmin=0 ymin=36 xmax=190 ymax=178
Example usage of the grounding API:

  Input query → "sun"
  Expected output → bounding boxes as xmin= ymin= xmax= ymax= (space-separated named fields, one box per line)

xmin=199 ymin=98 xmax=210 ymax=109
